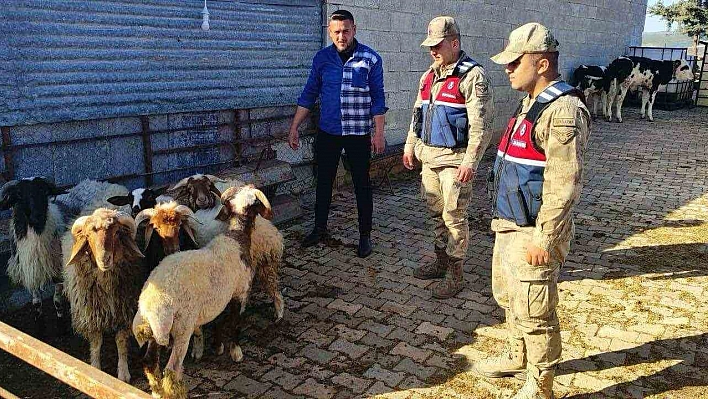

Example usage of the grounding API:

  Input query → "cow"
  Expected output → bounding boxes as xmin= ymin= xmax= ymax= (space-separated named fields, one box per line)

xmin=605 ymin=56 xmax=694 ymax=122
xmin=572 ymin=65 xmax=608 ymax=118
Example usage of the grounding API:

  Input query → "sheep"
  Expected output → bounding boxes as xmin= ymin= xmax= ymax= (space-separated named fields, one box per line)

xmin=133 ymin=201 xmax=199 ymax=272
xmin=0 ymin=178 xmax=68 ymax=327
xmin=192 ymin=189 xmax=285 ymax=322
xmin=62 ymin=208 xmax=147 ymax=383
xmin=107 ymin=185 xmax=170 ymax=217
xmin=167 ymin=173 xmax=243 ymax=211
xmin=55 ymin=178 xmax=130 ymax=217
xmin=132 ymin=185 xmax=271 ymax=399
xmin=0 ymin=177 xmax=130 ymax=331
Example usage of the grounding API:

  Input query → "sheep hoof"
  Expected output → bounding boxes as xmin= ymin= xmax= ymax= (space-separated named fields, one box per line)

xmin=230 ymin=345 xmax=243 ymax=362
xmin=190 ymin=345 xmax=203 ymax=361
xmin=216 ymin=343 xmax=224 ymax=356
xmin=162 ymin=369 xmax=188 ymax=399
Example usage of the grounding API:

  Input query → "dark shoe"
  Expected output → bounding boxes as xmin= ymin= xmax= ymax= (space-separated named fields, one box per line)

xmin=413 ymin=247 xmax=449 ymax=280
xmin=357 ymin=234 xmax=373 ymax=258
xmin=432 ymin=257 xmax=465 ymax=299
xmin=302 ymin=227 xmax=328 ymax=248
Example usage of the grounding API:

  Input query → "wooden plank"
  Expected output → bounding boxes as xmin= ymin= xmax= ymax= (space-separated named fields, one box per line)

xmin=0 ymin=386 xmax=20 ymax=399
xmin=697 ymin=97 xmax=708 ymax=107
xmin=140 ymin=116 xmax=154 ymax=187
xmin=1 ymin=127 xmax=14 ymax=181
xmin=0 ymin=322 xmax=151 ymax=399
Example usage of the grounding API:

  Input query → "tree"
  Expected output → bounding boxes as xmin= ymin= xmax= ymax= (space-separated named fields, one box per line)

xmin=649 ymin=0 xmax=708 ymax=52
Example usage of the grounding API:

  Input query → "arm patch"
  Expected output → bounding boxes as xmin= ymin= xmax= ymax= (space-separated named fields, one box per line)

xmin=475 ymin=82 xmax=490 ymax=98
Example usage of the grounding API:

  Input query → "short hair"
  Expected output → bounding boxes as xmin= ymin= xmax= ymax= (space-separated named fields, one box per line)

xmin=330 ymin=9 xmax=354 ymax=23
xmin=530 ymin=52 xmax=559 ymax=71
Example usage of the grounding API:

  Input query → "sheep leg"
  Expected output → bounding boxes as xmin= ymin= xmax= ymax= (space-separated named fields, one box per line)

xmin=220 ymin=300 xmax=244 ymax=362
xmin=115 ymin=329 xmax=131 ymax=383
xmin=52 ymin=282 xmax=69 ymax=334
xmin=143 ymin=339 xmax=164 ymax=398
xmin=260 ymin=267 xmax=284 ymax=321
xmin=88 ymin=332 xmax=103 ymax=370
xmin=162 ymin=334 xmax=190 ymax=399
xmin=190 ymin=326 xmax=204 ymax=361
xmin=31 ymin=291 xmax=43 ymax=321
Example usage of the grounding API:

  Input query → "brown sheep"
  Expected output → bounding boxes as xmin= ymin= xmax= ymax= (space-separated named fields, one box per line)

xmin=61 ymin=208 xmax=147 ymax=382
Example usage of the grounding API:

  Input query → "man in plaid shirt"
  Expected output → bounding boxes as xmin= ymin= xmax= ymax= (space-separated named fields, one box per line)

xmin=288 ymin=9 xmax=387 ymax=258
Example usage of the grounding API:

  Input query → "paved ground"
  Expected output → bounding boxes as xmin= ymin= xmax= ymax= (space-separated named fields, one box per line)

xmin=1 ymin=106 xmax=707 ymax=398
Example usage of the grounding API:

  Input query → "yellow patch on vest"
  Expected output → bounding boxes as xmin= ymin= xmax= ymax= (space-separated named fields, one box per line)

xmin=552 ymin=117 xmax=575 ymax=127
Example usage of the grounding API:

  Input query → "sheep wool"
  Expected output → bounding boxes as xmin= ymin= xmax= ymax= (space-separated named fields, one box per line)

xmin=7 ymin=202 xmax=65 ymax=292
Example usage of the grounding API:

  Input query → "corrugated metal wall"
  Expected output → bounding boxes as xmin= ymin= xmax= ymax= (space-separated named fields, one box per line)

xmin=0 ymin=0 xmax=321 ymax=127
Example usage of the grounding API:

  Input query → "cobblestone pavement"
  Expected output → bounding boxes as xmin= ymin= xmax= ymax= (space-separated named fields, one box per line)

xmin=2 ymin=107 xmax=707 ymax=398
xmin=172 ymin=107 xmax=707 ymax=399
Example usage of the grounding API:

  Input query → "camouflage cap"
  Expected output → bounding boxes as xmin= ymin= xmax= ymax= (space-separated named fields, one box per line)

xmin=420 ymin=16 xmax=460 ymax=47
xmin=490 ymin=23 xmax=559 ymax=64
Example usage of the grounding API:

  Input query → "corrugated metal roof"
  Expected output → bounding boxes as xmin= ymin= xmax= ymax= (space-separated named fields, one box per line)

xmin=0 ymin=0 xmax=321 ymax=126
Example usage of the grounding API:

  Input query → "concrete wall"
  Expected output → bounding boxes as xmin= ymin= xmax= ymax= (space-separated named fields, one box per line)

xmin=324 ymin=0 xmax=647 ymax=144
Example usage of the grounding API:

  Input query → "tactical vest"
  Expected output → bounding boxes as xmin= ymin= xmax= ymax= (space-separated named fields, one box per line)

xmin=488 ymin=81 xmax=580 ymax=227
xmin=417 ymin=58 xmax=479 ymax=148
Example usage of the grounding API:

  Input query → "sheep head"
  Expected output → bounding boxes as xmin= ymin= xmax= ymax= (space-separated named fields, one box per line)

xmin=216 ymin=185 xmax=273 ymax=222
xmin=68 ymin=208 xmax=144 ymax=271
xmin=107 ymin=185 xmax=169 ymax=217
xmin=135 ymin=202 xmax=199 ymax=255
xmin=0 ymin=177 xmax=66 ymax=211
xmin=168 ymin=174 xmax=225 ymax=211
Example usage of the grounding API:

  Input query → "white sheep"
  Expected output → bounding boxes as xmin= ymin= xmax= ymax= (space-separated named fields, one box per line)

xmin=62 ymin=208 xmax=147 ymax=383
xmin=132 ymin=185 xmax=270 ymax=399
xmin=193 ymin=192 xmax=285 ymax=322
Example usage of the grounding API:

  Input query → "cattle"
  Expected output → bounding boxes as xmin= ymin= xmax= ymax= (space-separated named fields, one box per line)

xmin=572 ymin=65 xmax=608 ymax=118
xmin=605 ymin=56 xmax=694 ymax=122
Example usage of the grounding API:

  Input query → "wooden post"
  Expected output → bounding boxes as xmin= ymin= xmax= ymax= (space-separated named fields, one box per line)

xmin=0 ymin=322 xmax=151 ymax=399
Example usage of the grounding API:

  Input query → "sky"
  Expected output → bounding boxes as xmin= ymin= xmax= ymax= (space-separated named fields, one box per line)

xmin=644 ymin=0 xmax=679 ymax=32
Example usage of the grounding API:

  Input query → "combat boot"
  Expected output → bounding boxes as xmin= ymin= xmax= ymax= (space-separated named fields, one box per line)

xmin=472 ymin=336 xmax=526 ymax=380
xmin=510 ymin=368 xmax=555 ymax=399
xmin=431 ymin=257 xmax=464 ymax=299
xmin=413 ymin=247 xmax=449 ymax=279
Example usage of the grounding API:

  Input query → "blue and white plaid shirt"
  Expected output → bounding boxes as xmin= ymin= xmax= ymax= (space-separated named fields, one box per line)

xmin=298 ymin=41 xmax=387 ymax=136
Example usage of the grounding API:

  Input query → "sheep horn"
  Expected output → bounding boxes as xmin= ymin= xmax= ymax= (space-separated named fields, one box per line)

xmin=143 ymin=223 xmax=154 ymax=252
xmin=115 ymin=211 xmax=138 ymax=239
xmin=173 ymin=205 xmax=194 ymax=217
xmin=168 ymin=176 xmax=192 ymax=193
xmin=0 ymin=180 xmax=19 ymax=209
xmin=134 ymin=208 xmax=156 ymax=228
xmin=204 ymin=174 xmax=227 ymax=183
xmin=71 ymin=216 xmax=90 ymax=236
xmin=253 ymin=189 xmax=273 ymax=220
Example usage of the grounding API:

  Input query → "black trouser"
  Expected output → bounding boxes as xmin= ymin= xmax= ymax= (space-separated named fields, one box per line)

xmin=314 ymin=130 xmax=372 ymax=235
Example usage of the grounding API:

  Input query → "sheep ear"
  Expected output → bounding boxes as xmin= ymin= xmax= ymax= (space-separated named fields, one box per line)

xmin=181 ymin=223 xmax=198 ymax=246
xmin=123 ymin=235 xmax=145 ymax=259
xmin=107 ymin=195 xmax=131 ymax=206
xmin=209 ymin=183 xmax=222 ymax=198
xmin=143 ymin=223 xmax=154 ymax=252
xmin=67 ymin=236 xmax=88 ymax=266
xmin=215 ymin=205 xmax=231 ymax=222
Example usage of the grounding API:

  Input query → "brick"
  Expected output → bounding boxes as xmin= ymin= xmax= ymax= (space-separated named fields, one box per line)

xmin=390 ymin=342 xmax=432 ymax=363
xmin=328 ymin=338 xmax=369 ymax=359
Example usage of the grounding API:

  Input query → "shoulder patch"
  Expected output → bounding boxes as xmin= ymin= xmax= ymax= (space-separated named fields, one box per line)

xmin=552 ymin=117 xmax=575 ymax=127
xmin=551 ymin=127 xmax=576 ymax=144
xmin=475 ymin=82 xmax=490 ymax=98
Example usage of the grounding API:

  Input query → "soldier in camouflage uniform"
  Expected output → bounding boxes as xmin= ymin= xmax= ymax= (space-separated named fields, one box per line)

xmin=403 ymin=16 xmax=494 ymax=299
xmin=472 ymin=23 xmax=590 ymax=399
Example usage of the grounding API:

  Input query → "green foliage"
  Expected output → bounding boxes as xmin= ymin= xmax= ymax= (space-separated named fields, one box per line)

xmin=649 ymin=0 xmax=708 ymax=49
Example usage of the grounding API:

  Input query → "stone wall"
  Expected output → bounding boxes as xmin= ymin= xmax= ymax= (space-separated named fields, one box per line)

xmin=324 ymin=0 xmax=647 ymax=143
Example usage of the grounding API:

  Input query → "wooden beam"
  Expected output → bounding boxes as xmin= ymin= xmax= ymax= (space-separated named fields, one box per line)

xmin=1 ymin=127 xmax=14 ymax=181
xmin=0 ymin=322 xmax=151 ymax=399
xmin=140 ymin=116 xmax=154 ymax=187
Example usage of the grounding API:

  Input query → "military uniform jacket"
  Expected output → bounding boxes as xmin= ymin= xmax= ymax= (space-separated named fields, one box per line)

xmin=404 ymin=52 xmax=494 ymax=169
xmin=491 ymin=80 xmax=591 ymax=252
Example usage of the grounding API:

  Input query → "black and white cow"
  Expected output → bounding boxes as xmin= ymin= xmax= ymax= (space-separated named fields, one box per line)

xmin=572 ymin=65 xmax=608 ymax=117
xmin=107 ymin=185 xmax=170 ymax=217
xmin=605 ymin=56 xmax=693 ymax=122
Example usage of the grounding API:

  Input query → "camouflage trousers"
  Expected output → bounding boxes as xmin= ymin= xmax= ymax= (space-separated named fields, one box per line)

xmin=491 ymin=230 xmax=570 ymax=373
xmin=420 ymin=164 xmax=473 ymax=259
